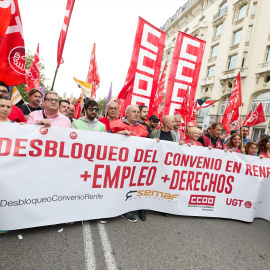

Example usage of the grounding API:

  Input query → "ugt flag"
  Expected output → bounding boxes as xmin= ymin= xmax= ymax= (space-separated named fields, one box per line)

xmin=0 ymin=0 xmax=26 ymax=86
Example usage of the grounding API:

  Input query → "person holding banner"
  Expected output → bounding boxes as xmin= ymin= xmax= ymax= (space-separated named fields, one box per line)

xmin=0 ymin=81 xmax=26 ymax=123
xmin=72 ymin=99 xmax=106 ymax=132
xmin=226 ymin=134 xmax=244 ymax=154
xmin=244 ymin=142 xmax=259 ymax=156
xmin=258 ymin=135 xmax=270 ymax=158
xmin=18 ymin=88 xmax=43 ymax=117
xmin=110 ymin=105 xmax=148 ymax=222
xmin=27 ymin=91 xmax=71 ymax=128
xmin=0 ymin=97 xmax=13 ymax=123
xmin=99 ymin=101 xmax=119 ymax=131
xmin=184 ymin=127 xmax=203 ymax=146
xmin=198 ymin=123 xmax=226 ymax=149
xmin=172 ymin=115 xmax=184 ymax=142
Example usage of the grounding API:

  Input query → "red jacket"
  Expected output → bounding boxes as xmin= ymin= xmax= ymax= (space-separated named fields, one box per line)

xmin=99 ymin=116 xmax=117 ymax=131
xmin=9 ymin=105 xmax=26 ymax=123
xmin=110 ymin=119 xmax=148 ymax=137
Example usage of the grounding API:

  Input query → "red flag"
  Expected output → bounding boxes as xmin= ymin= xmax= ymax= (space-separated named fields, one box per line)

xmin=222 ymin=72 xmax=242 ymax=131
xmin=150 ymin=62 xmax=167 ymax=118
xmin=234 ymin=117 xmax=241 ymax=130
xmin=163 ymin=32 xmax=205 ymax=121
xmin=86 ymin=43 xmax=100 ymax=99
xmin=26 ymin=44 xmax=40 ymax=92
xmin=117 ymin=76 xmax=135 ymax=117
xmin=242 ymin=111 xmax=251 ymax=126
xmin=57 ymin=0 xmax=75 ymax=68
xmin=243 ymin=102 xmax=266 ymax=127
xmin=123 ymin=17 xmax=166 ymax=111
xmin=0 ymin=0 xmax=26 ymax=86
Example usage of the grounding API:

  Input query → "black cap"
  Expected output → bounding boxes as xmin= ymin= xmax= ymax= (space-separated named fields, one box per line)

xmin=149 ymin=115 xmax=160 ymax=121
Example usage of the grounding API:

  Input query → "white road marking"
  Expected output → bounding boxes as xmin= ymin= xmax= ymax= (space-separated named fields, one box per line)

xmin=98 ymin=222 xmax=118 ymax=270
xmin=83 ymin=221 xmax=96 ymax=270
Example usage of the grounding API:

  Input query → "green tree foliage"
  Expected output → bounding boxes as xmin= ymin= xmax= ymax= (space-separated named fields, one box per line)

xmin=98 ymin=97 xmax=107 ymax=116
xmin=16 ymin=50 xmax=50 ymax=103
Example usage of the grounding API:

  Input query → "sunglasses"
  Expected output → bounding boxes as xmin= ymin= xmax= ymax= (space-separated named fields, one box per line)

xmin=88 ymin=107 xmax=99 ymax=112
xmin=152 ymin=120 xmax=159 ymax=123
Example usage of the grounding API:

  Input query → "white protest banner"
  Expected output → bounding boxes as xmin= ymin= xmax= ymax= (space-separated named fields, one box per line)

xmin=0 ymin=123 xmax=269 ymax=230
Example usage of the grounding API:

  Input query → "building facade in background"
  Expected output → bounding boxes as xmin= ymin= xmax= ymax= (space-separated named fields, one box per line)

xmin=161 ymin=0 xmax=270 ymax=140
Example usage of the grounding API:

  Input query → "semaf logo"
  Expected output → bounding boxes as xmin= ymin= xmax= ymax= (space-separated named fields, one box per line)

xmin=125 ymin=190 xmax=179 ymax=201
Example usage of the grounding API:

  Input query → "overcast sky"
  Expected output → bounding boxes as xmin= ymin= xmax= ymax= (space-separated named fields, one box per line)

xmin=20 ymin=0 xmax=186 ymax=100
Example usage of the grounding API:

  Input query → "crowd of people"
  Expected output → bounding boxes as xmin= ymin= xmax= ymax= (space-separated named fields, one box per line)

xmin=0 ymin=80 xmax=269 ymax=231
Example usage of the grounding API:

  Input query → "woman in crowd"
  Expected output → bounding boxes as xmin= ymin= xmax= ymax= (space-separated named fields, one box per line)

xmin=184 ymin=127 xmax=203 ymax=146
xmin=0 ymin=97 xmax=12 ymax=123
xmin=244 ymin=142 xmax=259 ymax=156
xmin=226 ymin=133 xmax=244 ymax=153
xmin=258 ymin=135 xmax=270 ymax=158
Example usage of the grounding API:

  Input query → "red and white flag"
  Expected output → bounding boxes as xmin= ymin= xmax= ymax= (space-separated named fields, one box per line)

xmin=150 ymin=62 xmax=167 ymax=118
xmin=57 ymin=0 xmax=75 ymax=68
xmin=122 ymin=17 xmax=166 ymax=111
xmin=222 ymin=72 xmax=242 ymax=131
xmin=163 ymin=32 xmax=205 ymax=121
xmin=117 ymin=76 xmax=135 ymax=117
xmin=0 ymin=0 xmax=26 ymax=86
xmin=26 ymin=44 xmax=40 ymax=92
xmin=243 ymin=102 xmax=266 ymax=127
xmin=86 ymin=43 xmax=100 ymax=99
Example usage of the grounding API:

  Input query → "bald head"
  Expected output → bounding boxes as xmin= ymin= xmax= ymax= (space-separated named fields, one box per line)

xmin=68 ymin=104 xmax=75 ymax=119
xmin=162 ymin=115 xmax=174 ymax=131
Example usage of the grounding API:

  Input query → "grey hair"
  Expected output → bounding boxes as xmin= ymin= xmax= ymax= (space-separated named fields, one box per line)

xmin=173 ymin=115 xmax=181 ymax=119
xmin=107 ymin=101 xmax=118 ymax=108
xmin=125 ymin=105 xmax=139 ymax=114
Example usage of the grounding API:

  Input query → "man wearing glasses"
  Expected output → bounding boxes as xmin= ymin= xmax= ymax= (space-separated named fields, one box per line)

xmin=27 ymin=91 xmax=71 ymax=128
xmin=0 ymin=81 xmax=26 ymax=123
xmin=72 ymin=99 xmax=106 ymax=132
xmin=99 ymin=101 xmax=118 ymax=131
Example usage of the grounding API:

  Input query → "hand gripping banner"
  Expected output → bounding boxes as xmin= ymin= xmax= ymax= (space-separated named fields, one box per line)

xmin=163 ymin=32 xmax=205 ymax=121
xmin=0 ymin=123 xmax=270 ymax=230
xmin=123 ymin=17 xmax=166 ymax=114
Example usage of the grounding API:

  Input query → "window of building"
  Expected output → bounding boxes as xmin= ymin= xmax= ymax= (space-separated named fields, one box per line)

xmin=219 ymin=1 xmax=227 ymax=16
xmin=211 ymin=44 xmax=219 ymax=57
xmin=232 ymin=29 xmax=242 ymax=45
xmin=220 ymin=96 xmax=230 ymax=115
xmin=241 ymin=52 xmax=247 ymax=67
xmin=266 ymin=47 xmax=270 ymax=62
xmin=246 ymin=26 xmax=252 ymax=42
xmin=251 ymin=92 xmax=270 ymax=115
xmin=207 ymin=65 xmax=215 ymax=77
xmin=198 ymin=106 xmax=210 ymax=117
xmin=228 ymin=55 xmax=237 ymax=70
xmin=251 ymin=3 xmax=257 ymax=15
xmin=252 ymin=128 xmax=266 ymax=142
xmin=215 ymin=24 xmax=223 ymax=36
xmin=237 ymin=5 xmax=247 ymax=20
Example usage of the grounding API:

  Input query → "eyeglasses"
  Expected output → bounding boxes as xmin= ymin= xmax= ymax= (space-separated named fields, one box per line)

xmin=45 ymin=98 xmax=59 ymax=103
xmin=0 ymin=90 xmax=9 ymax=94
xmin=108 ymin=107 xmax=117 ymax=110
xmin=88 ymin=107 xmax=99 ymax=112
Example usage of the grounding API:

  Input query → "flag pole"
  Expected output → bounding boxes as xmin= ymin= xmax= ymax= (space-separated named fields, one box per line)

xmin=240 ymin=103 xmax=244 ymax=149
xmin=51 ymin=67 xmax=59 ymax=90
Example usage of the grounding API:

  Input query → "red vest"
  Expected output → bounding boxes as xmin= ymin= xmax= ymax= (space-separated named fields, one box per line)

xmin=110 ymin=119 xmax=148 ymax=137
xmin=99 ymin=116 xmax=117 ymax=131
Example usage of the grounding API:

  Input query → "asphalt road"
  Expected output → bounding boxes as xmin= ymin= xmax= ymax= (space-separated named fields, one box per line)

xmin=0 ymin=212 xmax=269 ymax=270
